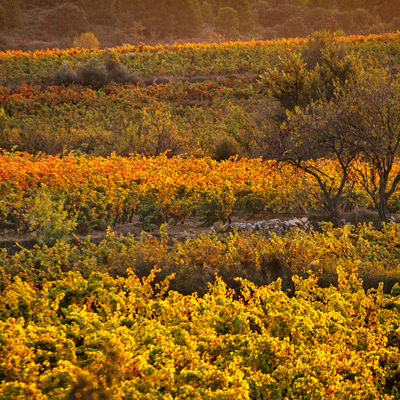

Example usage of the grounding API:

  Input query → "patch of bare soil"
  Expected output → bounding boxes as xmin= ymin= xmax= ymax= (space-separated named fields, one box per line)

xmin=2 ymin=209 xmax=395 ymax=255
xmin=85 ymin=211 xmax=309 ymax=242
xmin=0 ymin=211 xmax=297 ymax=254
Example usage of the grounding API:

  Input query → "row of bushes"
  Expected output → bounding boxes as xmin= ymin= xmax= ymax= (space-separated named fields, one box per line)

xmin=3 ymin=32 xmax=400 ymax=85
xmin=0 ymin=153 xmax=317 ymax=237
xmin=2 ymin=222 xmax=400 ymax=297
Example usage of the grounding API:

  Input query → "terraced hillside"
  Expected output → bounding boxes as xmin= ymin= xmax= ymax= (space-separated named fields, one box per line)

xmin=1 ymin=33 xmax=400 ymax=399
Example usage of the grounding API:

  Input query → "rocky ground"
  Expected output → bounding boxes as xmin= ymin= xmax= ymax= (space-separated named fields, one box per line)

xmin=2 ymin=207 xmax=396 ymax=256
xmin=0 ymin=211 xmax=309 ymax=254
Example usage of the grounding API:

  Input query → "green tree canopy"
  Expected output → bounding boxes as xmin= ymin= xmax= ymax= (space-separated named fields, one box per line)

xmin=215 ymin=6 xmax=240 ymax=39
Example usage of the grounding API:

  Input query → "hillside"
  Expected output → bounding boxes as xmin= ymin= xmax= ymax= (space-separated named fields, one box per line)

xmin=2 ymin=0 xmax=400 ymax=51
xmin=1 ymin=30 xmax=400 ymax=399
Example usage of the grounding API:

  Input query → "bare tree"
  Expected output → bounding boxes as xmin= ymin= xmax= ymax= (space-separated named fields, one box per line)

xmin=260 ymin=50 xmax=400 ymax=225
xmin=269 ymin=100 xmax=357 ymax=226
xmin=339 ymin=68 xmax=400 ymax=223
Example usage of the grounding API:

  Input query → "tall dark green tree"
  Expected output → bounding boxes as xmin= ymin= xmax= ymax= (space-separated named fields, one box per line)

xmin=217 ymin=0 xmax=256 ymax=32
xmin=137 ymin=0 xmax=175 ymax=38
xmin=215 ymin=6 xmax=240 ymax=39
xmin=201 ymin=1 xmax=215 ymax=23
xmin=172 ymin=0 xmax=203 ymax=38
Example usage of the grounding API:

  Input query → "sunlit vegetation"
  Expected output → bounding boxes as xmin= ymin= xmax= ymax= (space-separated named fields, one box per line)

xmin=1 ymin=26 xmax=400 ymax=399
xmin=0 ymin=228 xmax=400 ymax=399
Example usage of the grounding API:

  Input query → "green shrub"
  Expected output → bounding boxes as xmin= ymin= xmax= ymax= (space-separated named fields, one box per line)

xmin=197 ymin=186 xmax=235 ymax=226
xmin=235 ymin=189 xmax=266 ymax=217
xmin=173 ymin=0 xmax=203 ymax=38
xmin=73 ymin=32 xmax=100 ymax=50
xmin=75 ymin=57 xmax=109 ymax=90
xmin=52 ymin=51 xmax=132 ymax=89
xmin=215 ymin=7 xmax=240 ymax=39
xmin=136 ymin=202 xmax=165 ymax=231
xmin=200 ymin=1 xmax=214 ymax=24
xmin=28 ymin=189 xmax=77 ymax=246
xmin=102 ymin=49 xmax=131 ymax=83
xmin=52 ymin=61 xmax=80 ymax=86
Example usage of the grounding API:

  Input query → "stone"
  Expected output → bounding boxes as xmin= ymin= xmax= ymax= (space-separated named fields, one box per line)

xmin=217 ymin=217 xmax=312 ymax=237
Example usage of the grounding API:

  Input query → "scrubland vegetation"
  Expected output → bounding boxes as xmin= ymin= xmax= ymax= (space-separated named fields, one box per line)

xmin=1 ymin=14 xmax=400 ymax=399
xmin=2 ymin=0 xmax=400 ymax=50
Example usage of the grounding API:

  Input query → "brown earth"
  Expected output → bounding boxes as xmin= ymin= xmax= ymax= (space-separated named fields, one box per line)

xmin=0 ymin=210 xmax=305 ymax=254
xmin=1 ymin=207 xmax=396 ymax=255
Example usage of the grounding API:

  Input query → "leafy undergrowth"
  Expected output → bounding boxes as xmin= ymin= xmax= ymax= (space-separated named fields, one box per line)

xmin=0 ymin=224 xmax=400 ymax=398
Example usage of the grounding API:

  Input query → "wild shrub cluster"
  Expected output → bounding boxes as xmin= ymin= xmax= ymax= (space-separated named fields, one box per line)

xmin=52 ymin=50 xmax=135 ymax=89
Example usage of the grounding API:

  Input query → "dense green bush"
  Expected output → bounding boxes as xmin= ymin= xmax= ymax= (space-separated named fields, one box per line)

xmin=215 ymin=7 xmax=240 ymax=39
xmin=28 ymin=189 xmax=77 ymax=246
xmin=201 ymin=1 xmax=215 ymax=24
xmin=52 ymin=51 xmax=133 ymax=89
xmin=75 ymin=57 xmax=109 ymax=89
xmin=52 ymin=61 xmax=80 ymax=86
xmin=213 ymin=137 xmax=240 ymax=161
xmin=73 ymin=32 xmax=100 ymax=50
